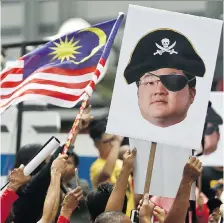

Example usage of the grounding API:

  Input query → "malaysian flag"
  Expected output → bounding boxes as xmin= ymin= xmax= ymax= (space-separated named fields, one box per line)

xmin=0 ymin=18 xmax=121 ymax=114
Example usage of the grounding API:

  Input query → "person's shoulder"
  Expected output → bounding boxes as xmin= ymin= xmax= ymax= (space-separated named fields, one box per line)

xmin=91 ymin=158 xmax=105 ymax=167
xmin=90 ymin=158 xmax=105 ymax=172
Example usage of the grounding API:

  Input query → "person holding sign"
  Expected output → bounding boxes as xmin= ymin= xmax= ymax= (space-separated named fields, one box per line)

xmin=124 ymin=29 xmax=205 ymax=128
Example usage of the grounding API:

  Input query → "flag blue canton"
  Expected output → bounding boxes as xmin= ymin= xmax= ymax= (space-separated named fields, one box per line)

xmin=22 ymin=19 xmax=117 ymax=79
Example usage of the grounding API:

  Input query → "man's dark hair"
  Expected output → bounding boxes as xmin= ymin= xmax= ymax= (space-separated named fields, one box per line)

xmin=14 ymin=144 xmax=44 ymax=175
xmin=89 ymin=118 xmax=107 ymax=142
xmin=94 ymin=211 xmax=128 ymax=223
xmin=61 ymin=144 xmax=79 ymax=167
xmin=86 ymin=182 xmax=127 ymax=221
xmin=207 ymin=198 xmax=222 ymax=214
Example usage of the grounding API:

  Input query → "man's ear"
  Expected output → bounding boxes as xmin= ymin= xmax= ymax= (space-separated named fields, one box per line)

xmin=189 ymin=88 xmax=196 ymax=104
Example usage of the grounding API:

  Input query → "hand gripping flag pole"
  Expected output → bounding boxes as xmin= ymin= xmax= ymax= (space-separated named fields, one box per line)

xmin=62 ymin=12 xmax=124 ymax=154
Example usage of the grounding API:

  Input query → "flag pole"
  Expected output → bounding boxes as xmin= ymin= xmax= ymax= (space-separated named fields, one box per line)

xmin=62 ymin=12 xmax=124 ymax=154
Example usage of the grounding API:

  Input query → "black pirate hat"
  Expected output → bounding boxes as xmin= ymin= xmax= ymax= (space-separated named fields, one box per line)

xmin=124 ymin=29 xmax=206 ymax=84
xmin=206 ymin=101 xmax=223 ymax=125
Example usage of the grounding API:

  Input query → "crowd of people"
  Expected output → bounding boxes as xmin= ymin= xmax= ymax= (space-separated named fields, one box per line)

xmin=0 ymin=102 xmax=223 ymax=223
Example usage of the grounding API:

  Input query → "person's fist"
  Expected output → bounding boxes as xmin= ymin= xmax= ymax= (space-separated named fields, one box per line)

xmin=153 ymin=206 xmax=166 ymax=223
xmin=8 ymin=164 xmax=31 ymax=191
xmin=109 ymin=135 xmax=123 ymax=150
xmin=183 ymin=157 xmax=202 ymax=184
xmin=61 ymin=186 xmax=83 ymax=213
xmin=51 ymin=153 xmax=68 ymax=175
xmin=138 ymin=193 xmax=155 ymax=222
xmin=78 ymin=105 xmax=94 ymax=130
xmin=123 ymin=148 xmax=137 ymax=172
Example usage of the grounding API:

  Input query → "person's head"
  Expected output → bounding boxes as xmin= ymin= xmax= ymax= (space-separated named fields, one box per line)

xmin=136 ymin=68 xmax=196 ymax=127
xmin=89 ymin=119 xmax=116 ymax=157
xmin=86 ymin=182 xmax=127 ymax=222
xmin=207 ymin=198 xmax=222 ymax=214
xmin=94 ymin=211 xmax=131 ymax=223
xmin=203 ymin=102 xmax=223 ymax=155
xmin=124 ymin=29 xmax=205 ymax=128
xmin=61 ymin=144 xmax=79 ymax=183
xmin=14 ymin=144 xmax=44 ymax=175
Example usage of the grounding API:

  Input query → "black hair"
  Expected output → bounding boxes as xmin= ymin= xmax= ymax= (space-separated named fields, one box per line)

xmin=61 ymin=144 xmax=79 ymax=167
xmin=207 ymin=198 xmax=222 ymax=214
xmin=89 ymin=118 xmax=107 ymax=142
xmin=94 ymin=211 xmax=128 ymax=223
xmin=86 ymin=182 xmax=127 ymax=221
xmin=14 ymin=144 xmax=44 ymax=175
xmin=121 ymin=137 xmax=129 ymax=146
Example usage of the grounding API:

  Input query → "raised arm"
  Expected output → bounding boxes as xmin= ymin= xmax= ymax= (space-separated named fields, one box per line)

xmin=138 ymin=193 xmax=155 ymax=223
xmin=164 ymin=157 xmax=202 ymax=223
xmin=1 ymin=165 xmax=31 ymax=223
xmin=38 ymin=154 xmax=67 ymax=223
xmin=12 ymin=106 xmax=93 ymax=223
xmin=105 ymin=148 xmax=136 ymax=212
xmin=96 ymin=136 xmax=122 ymax=185
xmin=57 ymin=186 xmax=83 ymax=223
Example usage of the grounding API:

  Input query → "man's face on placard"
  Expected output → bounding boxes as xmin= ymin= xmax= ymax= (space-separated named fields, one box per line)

xmin=204 ymin=123 xmax=220 ymax=155
xmin=137 ymin=68 xmax=196 ymax=128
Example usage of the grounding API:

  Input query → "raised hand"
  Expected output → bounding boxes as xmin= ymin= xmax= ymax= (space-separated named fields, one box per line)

xmin=78 ymin=105 xmax=94 ymax=130
xmin=153 ymin=206 xmax=166 ymax=223
xmin=8 ymin=164 xmax=31 ymax=191
xmin=138 ymin=193 xmax=155 ymax=223
xmin=51 ymin=153 xmax=68 ymax=175
xmin=61 ymin=186 xmax=83 ymax=217
xmin=182 ymin=156 xmax=202 ymax=185
xmin=123 ymin=148 xmax=137 ymax=173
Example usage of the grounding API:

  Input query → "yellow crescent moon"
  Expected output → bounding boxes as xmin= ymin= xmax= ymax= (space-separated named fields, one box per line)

xmin=72 ymin=27 xmax=107 ymax=65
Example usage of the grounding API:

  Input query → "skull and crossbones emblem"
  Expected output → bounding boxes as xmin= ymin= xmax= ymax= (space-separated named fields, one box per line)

xmin=153 ymin=38 xmax=178 ymax=55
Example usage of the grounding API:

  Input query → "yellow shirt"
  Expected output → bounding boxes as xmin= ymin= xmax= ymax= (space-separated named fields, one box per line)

xmin=90 ymin=158 xmax=135 ymax=217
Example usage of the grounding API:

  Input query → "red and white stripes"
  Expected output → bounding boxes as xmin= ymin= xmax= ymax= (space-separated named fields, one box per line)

xmin=0 ymin=58 xmax=101 ymax=114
